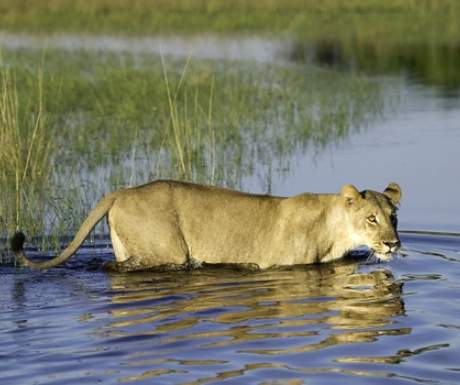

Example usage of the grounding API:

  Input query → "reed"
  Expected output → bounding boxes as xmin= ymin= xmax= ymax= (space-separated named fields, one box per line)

xmin=161 ymin=56 xmax=217 ymax=183
xmin=0 ymin=49 xmax=385 ymax=245
xmin=0 ymin=63 xmax=53 ymax=240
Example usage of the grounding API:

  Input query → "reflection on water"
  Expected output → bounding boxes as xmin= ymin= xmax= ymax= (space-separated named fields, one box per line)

xmin=2 ymin=232 xmax=460 ymax=384
xmin=0 ymin=32 xmax=287 ymax=64
xmin=3 ymin=31 xmax=459 ymax=94
xmin=103 ymin=261 xmax=406 ymax=383
xmin=289 ymin=40 xmax=460 ymax=94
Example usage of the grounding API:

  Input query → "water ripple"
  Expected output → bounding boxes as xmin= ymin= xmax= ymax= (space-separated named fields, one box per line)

xmin=2 ymin=233 xmax=460 ymax=384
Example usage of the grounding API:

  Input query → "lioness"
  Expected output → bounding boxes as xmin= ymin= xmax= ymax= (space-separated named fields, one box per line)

xmin=10 ymin=180 xmax=401 ymax=271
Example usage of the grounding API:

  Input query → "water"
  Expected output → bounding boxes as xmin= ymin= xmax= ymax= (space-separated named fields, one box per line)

xmin=270 ymin=79 xmax=460 ymax=233
xmin=1 ymin=232 xmax=460 ymax=385
xmin=0 ymin=32 xmax=289 ymax=63
xmin=1 ymin=34 xmax=460 ymax=384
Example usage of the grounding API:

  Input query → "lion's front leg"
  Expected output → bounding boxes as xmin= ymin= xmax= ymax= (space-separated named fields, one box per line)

xmin=104 ymin=256 xmax=153 ymax=273
xmin=104 ymin=256 xmax=186 ymax=273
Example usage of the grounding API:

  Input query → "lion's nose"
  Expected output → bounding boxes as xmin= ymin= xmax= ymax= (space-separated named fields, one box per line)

xmin=384 ymin=240 xmax=401 ymax=251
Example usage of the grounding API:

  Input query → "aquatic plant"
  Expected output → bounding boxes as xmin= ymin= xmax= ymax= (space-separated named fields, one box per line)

xmin=162 ymin=56 xmax=217 ymax=183
xmin=0 ymin=63 xmax=53 ymax=242
xmin=0 ymin=49 xmax=385 ymax=246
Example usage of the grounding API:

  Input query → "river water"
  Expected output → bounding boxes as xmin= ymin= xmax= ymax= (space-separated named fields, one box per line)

xmin=2 ymin=232 xmax=460 ymax=385
xmin=1 ymin=34 xmax=460 ymax=385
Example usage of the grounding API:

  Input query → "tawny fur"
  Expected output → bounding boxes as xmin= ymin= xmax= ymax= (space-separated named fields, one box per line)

xmin=10 ymin=180 xmax=401 ymax=271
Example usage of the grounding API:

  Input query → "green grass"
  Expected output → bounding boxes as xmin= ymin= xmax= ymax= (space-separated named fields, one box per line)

xmin=0 ymin=48 xmax=386 ymax=246
xmin=0 ymin=63 xmax=54 ymax=240
xmin=1 ymin=0 xmax=459 ymax=91
xmin=0 ymin=0 xmax=459 ymax=46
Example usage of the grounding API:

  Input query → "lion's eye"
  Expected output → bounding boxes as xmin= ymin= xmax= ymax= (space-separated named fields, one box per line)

xmin=367 ymin=215 xmax=377 ymax=223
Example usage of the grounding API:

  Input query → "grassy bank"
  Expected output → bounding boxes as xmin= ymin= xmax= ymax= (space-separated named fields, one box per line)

xmin=0 ymin=0 xmax=458 ymax=45
xmin=0 ymin=48 xmax=386 ymax=245
xmin=1 ymin=0 xmax=459 ymax=91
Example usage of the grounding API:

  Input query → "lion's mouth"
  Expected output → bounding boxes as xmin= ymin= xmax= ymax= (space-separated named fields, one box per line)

xmin=371 ymin=241 xmax=401 ymax=261
xmin=373 ymin=251 xmax=394 ymax=262
xmin=372 ymin=247 xmax=401 ymax=261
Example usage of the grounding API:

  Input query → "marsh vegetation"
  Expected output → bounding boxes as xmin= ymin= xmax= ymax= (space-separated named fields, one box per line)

xmin=0 ymin=48 xmax=385 ymax=247
xmin=1 ymin=0 xmax=459 ymax=43
xmin=2 ymin=0 xmax=460 ymax=91
xmin=1 ymin=0 xmax=459 ymax=246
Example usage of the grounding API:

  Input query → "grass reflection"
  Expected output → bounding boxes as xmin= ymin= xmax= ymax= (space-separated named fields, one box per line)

xmin=289 ymin=40 xmax=460 ymax=93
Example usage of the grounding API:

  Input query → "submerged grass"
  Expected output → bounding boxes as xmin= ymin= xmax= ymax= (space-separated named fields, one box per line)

xmin=0 ymin=48 xmax=387 ymax=246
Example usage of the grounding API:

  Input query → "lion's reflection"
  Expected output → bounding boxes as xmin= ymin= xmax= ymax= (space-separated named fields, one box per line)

xmin=103 ymin=261 xmax=408 ymax=382
xmin=106 ymin=260 xmax=406 ymax=348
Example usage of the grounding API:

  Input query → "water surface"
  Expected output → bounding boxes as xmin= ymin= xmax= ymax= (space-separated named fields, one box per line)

xmin=1 ymin=232 xmax=460 ymax=385
xmin=270 ymin=79 xmax=460 ymax=233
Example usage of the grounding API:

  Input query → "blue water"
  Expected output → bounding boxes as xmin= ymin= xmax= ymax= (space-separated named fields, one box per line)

xmin=1 ymin=231 xmax=460 ymax=385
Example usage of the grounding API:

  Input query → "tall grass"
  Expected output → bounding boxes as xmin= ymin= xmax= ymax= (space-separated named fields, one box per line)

xmin=162 ymin=56 xmax=217 ymax=183
xmin=0 ymin=49 xmax=386 ymax=246
xmin=0 ymin=64 xmax=53 ymax=240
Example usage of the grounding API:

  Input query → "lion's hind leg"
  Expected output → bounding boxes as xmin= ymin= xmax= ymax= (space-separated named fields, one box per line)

xmin=110 ymin=227 xmax=129 ymax=262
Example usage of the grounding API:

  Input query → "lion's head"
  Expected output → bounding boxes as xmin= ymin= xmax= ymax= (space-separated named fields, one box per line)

xmin=341 ymin=183 xmax=401 ymax=261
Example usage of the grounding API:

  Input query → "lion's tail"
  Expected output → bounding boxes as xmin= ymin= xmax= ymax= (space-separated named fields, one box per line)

xmin=10 ymin=192 xmax=118 ymax=269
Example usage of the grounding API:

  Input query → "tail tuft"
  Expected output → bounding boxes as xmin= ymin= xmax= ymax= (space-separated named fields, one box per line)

xmin=10 ymin=231 xmax=25 ymax=252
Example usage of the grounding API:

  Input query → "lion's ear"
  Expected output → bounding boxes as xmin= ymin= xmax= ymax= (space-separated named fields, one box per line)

xmin=341 ymin=184 xmax=361 ymax=207
xmin=383 ymin=182 xmax=401 ymax=205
